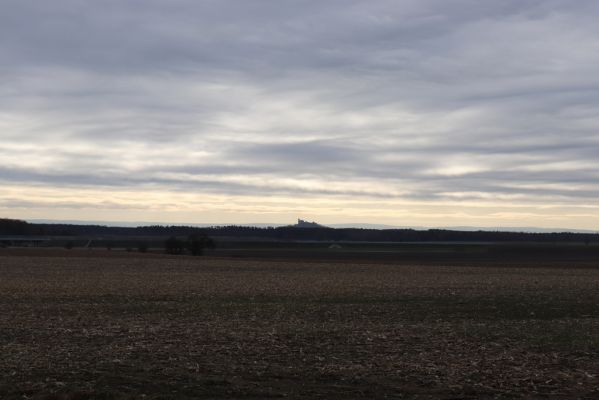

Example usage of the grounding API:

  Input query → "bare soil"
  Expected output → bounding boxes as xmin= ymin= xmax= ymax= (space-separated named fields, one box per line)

xmin=0 ymin=249 xmax=598 ymax=399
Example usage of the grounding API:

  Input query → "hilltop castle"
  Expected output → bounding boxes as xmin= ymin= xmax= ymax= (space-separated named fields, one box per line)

xmin=294 ymin=219 xmax=323 ymax=228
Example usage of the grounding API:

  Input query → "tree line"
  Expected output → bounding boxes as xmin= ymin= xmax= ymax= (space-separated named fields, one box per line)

xmin=1 ymin=218 xmax=597 ymax=243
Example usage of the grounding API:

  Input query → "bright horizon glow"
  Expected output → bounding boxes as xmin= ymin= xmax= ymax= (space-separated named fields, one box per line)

xmin=4 ymin=184 xmax=599 ymax=231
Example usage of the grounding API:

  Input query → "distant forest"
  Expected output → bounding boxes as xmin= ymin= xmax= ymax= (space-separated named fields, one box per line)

xmin=1 ymin=218 xmax=598 ymax=243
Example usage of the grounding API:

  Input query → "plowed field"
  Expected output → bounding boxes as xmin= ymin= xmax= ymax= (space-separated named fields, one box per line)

xmin=1 ymin=249 xmax=598 ymax=399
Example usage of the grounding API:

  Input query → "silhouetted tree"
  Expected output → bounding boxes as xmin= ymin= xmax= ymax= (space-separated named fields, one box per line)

xmin=0 ymin=218 xmax=30 ymax=235
xmin=187 ymin=234 xmax=215 ymax=256
xmin=165 ymin=236 xmax=184 ymax=255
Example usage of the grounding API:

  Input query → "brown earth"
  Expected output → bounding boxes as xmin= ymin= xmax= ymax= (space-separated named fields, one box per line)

xmin=0 ymin=249 xmax=598 ymax=399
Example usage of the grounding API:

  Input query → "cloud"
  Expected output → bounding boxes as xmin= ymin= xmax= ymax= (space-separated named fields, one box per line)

xmin=1 ymin=0 xmax=599 ymax=227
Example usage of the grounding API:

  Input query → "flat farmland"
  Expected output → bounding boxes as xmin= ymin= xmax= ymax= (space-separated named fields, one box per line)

xmin=0 ymin=249 xmax=598 ymax=399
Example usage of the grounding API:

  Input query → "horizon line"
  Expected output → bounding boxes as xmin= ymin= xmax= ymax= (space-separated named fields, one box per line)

xmin=16 ymin=218 xmax=599 ymax=234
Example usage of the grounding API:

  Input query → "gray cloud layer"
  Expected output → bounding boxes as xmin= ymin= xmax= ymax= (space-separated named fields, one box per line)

xmin=2 ymin=0 xmax=599 ymax=220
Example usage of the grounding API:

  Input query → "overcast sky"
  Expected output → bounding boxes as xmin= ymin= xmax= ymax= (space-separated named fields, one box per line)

xmin=2 ymin=0 xmax=599 ymax=229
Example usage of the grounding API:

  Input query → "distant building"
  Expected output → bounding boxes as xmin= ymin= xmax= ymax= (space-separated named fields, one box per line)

xmin=293 ymin=219 xmax=325 ymax=228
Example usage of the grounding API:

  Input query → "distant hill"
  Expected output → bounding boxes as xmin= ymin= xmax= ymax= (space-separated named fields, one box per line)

xmin=443 ymin=226 xmax=599 ymax=234
xmin=1 ymin=218 xmax=598 ymax=244
xmin=25 ymin=219 xmax=598 ymax=233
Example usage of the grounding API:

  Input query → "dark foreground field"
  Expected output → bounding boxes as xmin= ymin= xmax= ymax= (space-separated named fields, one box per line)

xmin=0 ymin=249 xmax=598 ymax=399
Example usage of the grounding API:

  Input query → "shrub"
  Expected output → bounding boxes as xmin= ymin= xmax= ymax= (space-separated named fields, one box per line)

xmin=165 ymin=236 xmax=184 ymax=255
xmin=187 ymin=234 xmax=215 ymax=256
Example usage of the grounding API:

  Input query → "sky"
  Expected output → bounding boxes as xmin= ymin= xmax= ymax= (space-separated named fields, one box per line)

xmin=1 ymin=0 xmax=599 ymax=229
